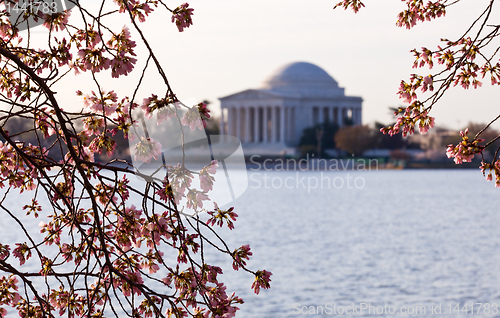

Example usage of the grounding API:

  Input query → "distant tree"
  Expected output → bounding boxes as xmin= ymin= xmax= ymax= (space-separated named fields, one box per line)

xmin=373 ymin=121 xmax=406 ymax=150
xmin=343 ymin=117 xmax=354 ymax=126
xmin=0 ymin=117 xmax=37 ymax=144
xmin=298 ymin=122 xmax=339 ymax=156
xmin=334 ymin=125 xmax=377 ymax=156
xmin=408 ymin=126 xmax=460 ymax=151
xmin=201 ymin=100 xmax=220 ymax=136
xmin=390 ymin=149 xmax=412 ymax=161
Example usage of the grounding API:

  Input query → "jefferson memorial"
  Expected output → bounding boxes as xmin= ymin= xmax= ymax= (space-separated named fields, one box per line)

xmin=219 ymin=62 xmax=362 ymax=155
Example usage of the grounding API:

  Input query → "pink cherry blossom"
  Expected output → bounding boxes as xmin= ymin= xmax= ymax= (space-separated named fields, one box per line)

xmin=207 ymin=204 xmax=238 ymax=230
xmin=42 ymin=10 xmax=71 ymax=32
xmin=0 ymin=3 xmax=272 ymax=316
xmin=197 ymin=102 xmax=211 ymax=127
xmin=232 ymin=245 xmax=252 ymax=270
xmin=251 ymin=270 xmax=272 ymax=295
xmin=445 ymin=128 xmax=484 ymax=164
xmin=171 ymin=3 xmax=194 ymax=32
xmin=181 ymin=106 xmax=204 ymax=131
xmin=81 ymin=90 xmax=118 ymax=116
xmin=133 ymin=137 xmax=162 ymax=163
xmin=142 ymin=94 xmax=179 ymax=124
xmin=199 ymin=160 xmax=218 ymax=192
xmin=0 ymin=245 xmax=9 ymax=261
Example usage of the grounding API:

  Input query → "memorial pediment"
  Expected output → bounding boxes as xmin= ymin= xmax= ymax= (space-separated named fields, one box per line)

xmin=219 ymin=89 xmax=288 ymax=101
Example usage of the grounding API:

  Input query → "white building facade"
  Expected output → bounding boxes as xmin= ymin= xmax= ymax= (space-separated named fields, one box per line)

xmin=219 ymin=62 xmax=362 ymax=155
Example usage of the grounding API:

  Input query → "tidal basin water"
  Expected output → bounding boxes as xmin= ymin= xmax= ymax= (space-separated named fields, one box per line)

xmin=208 ymin=169 xmax=500 ymax=318
xmin=3 ymin=169 xmax=500 ymax=317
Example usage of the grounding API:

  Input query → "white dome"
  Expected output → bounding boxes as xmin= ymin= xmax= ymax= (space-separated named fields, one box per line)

xmin=260 ymin=62 xmax=344 ymax=98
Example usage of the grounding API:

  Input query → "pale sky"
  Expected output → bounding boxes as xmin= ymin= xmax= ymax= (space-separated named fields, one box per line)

xmin=28 ymin=0 xmax=500 ymax=131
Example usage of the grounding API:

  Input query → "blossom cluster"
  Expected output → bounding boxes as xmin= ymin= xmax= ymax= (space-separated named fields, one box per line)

xmin=133 ymin=136 xmax=162 ymax=163
xmin=153 ymin=161 xmax=218 ymax=212
xmin=141 ymin=93 xmax=179 ymax=124
xmin=396 ymin=0 xmax=446 ymax=29
xmin=0 ymin=1 xmax=272 ymax=317
xmin=251 ymin=270 xmax=272 ymax=295
xmin=481 ymin=160 xmax=500 ymax=187
xmin=0 ymin=141 xmax=47 ymax=192
xmin=181 ymin=105 xmax=205 ymax=131
xmin=114 ymin=0 xmax=155 ymax=22
xmin=445 ymin=128 xmax=484 ymax=164
xmin=197 ymin=102 xmax=211 ymax=127
xmin=41 ymin=10 xmax=70 ymax=31
xmin=73 ymin=25 xmax=138 ymax=78
xmin=171 ymin=3 xmax=194 ymax=32
xmin=0 ymin=275 xmax=20 ymax=317
xmin=232 ymin=245 xmax=252 ymax=271
xmin=133 ymin=100 xmax=211 ymax=167
xmin=337 ymin=0 xmax=500 ymax=183
xmin=380 ymin=103 xmax=435 ymax=137
xmin=199 ymin=160 xmax=218 ymax=192
xmin=333 ymin=0 xmax=365 ymax=13
xmin=207 ymin=203 xmax=238 ymax=230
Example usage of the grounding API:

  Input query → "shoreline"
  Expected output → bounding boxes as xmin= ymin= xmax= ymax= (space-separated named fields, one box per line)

xmin=244 ymin=157 xmax=481 ymax=171
xmin=92 ymin=157 xmax=482 ymax=172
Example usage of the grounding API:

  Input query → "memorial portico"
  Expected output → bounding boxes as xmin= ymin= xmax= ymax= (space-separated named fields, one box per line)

xmin=219 ymin=62 xmax=363 ymax=155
